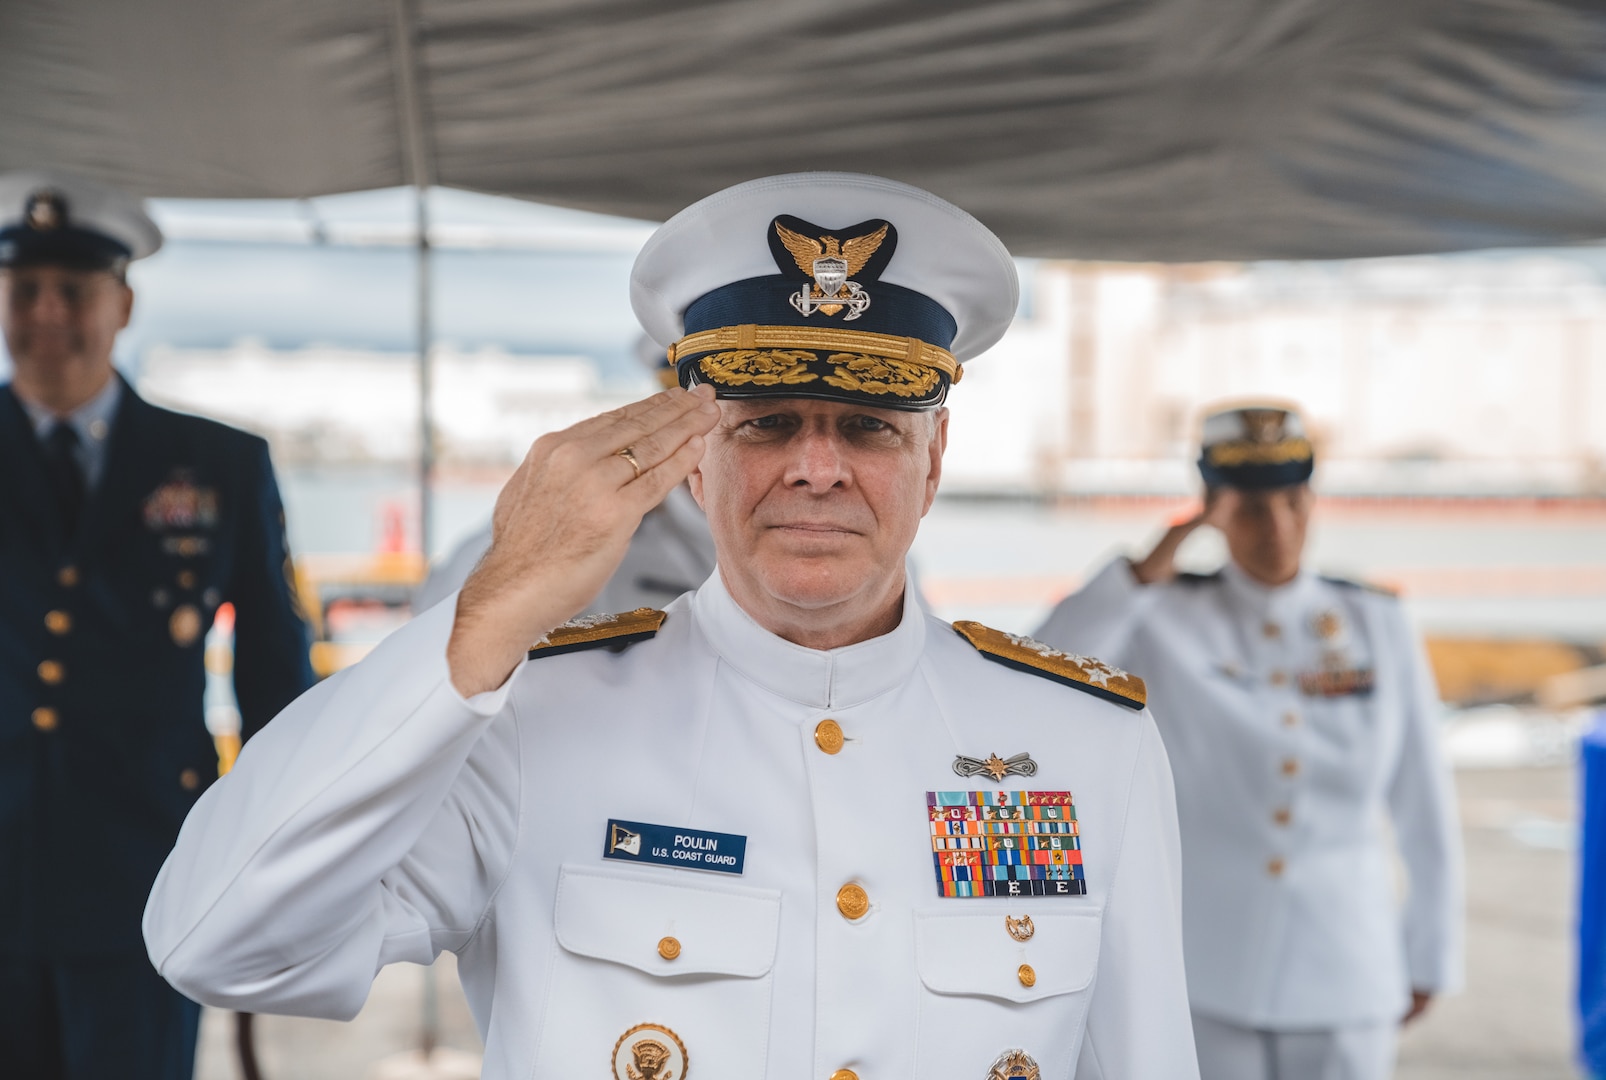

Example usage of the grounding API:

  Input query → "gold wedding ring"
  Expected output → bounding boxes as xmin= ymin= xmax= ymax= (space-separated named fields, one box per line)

xmin=615 ymin=446 xmax=642 ymax=480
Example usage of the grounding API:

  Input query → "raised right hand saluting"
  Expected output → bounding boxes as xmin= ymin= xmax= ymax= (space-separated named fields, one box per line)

xmin=447 ymin=384 xmax=721 ymax=695
xmin=1129 ymin=487 xmax=1237 ymax=585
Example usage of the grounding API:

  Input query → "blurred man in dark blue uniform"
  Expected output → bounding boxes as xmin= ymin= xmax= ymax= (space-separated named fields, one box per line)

xmin=0 ymin=171 xmax=315 ymax=1079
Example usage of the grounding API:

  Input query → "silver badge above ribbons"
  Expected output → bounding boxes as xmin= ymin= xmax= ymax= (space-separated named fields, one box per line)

xmin=953 ymin=752 xmax=1038 ymax=783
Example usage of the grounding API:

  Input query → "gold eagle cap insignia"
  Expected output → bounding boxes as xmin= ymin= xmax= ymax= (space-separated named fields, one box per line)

xmin=774 ymin=220 xmax=889 ymax=280
xmin=528 ymin=608 xmax=666 ymax=658
xmin=952 ymin=620 xmax=1146 ymax=710
xmin=774 ymin=219 xmax=888 ymax=318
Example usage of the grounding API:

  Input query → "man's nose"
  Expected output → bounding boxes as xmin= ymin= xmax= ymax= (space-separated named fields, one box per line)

xmin=26 ymin=286 xmax=71 ymax=323
xmin=784 ymin=428 xmax=851 ymax=489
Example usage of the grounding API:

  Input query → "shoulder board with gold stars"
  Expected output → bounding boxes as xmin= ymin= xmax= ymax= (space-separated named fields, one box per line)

xmin=527 ymin=608 xmax=667 ymax=659
xmin=951 ymin=621 xmax=1146 ymax=710
xmin=1318 ymin=574 xmax=1399 ymax=598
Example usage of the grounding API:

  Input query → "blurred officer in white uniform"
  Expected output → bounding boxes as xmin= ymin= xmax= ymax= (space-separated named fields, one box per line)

xmin=145 ymin=173 xmax=1200 ymax=1079
xmin=413 ymin=336 xmax=718 ymax=616
xmin=1035 ymin=403 xmax=1462 ymax=1080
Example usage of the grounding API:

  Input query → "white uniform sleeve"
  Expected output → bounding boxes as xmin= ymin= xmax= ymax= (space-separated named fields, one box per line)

xmin=1076 ymin=715 xmax=1200 ymax=1080
xmin=1033 ymin=557 xmax=1156 ymax=660
xmin=142 ymin=595 xmax=525 ymax=1020
xmin=1386 ymin=603 xmax=1465 ymax=995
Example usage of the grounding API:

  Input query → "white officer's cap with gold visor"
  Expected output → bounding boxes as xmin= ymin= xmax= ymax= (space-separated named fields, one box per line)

xmin=1198 ymin=402 xmax=1316 ymax=489
xmin=631 ymin=172 xmax=1018 ymax=410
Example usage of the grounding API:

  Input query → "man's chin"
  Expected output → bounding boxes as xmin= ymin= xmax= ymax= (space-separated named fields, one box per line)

xmin=751 ymin=556 xmax=878 ymax=611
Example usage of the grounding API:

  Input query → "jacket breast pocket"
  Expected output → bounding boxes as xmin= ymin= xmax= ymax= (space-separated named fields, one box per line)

xmin=534 ymin=864 xmax=781 ymax=1077
xmin=914 ymin=909 xmax=1103 ymax=1078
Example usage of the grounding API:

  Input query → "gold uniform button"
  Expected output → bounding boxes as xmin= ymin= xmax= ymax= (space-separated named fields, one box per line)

xmin=176 ymin=570 xmax=198 ymax=590
xmin=1273 ymin=807 xmax=1292 ymax=826
xmin=830 ymin=1071 xmax=860 ymax=1080
xmin=835 ymin=883 xmax=870 ymax=920
xmin=1263 ymin=621 xmax=1281 ymax=639
xmin=37 ymin=660 xmax=65 ymax=685
xmin=1281 ymin=757 xmax=1300 ymax=778
xmin=1017 ymin=963 xmax=1037 ymax=988
xmin=44 ymin=610 xmax=72 ymax=635
xmin=57 ymin=565 xmax=79 ymax=587
xmin=1268 ymin=670 xmax=1289 ymax=687
xmin=1267 ymin=856 xmax=1286 ymax=877
xmin=1282 ymin=710 xmax=1300 ymax=727
xmin=814 ymin=718 xmax=845 ymax=755
xmin=657 ymin=936 xmax=681 ymax=961
xmin=179 ymin=768 xmax=201 ymax=791
xmin=31 ymin=707 xmax=59 ymax=732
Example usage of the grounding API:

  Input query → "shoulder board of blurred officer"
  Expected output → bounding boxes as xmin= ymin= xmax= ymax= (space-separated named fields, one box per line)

xmin=528 ymin=608 xmax=667 ymax=658
xmin=1318 ymin=574 xmax=1399 ymax=598
xmin=952 ymin=621 xmax=1147 ymax=710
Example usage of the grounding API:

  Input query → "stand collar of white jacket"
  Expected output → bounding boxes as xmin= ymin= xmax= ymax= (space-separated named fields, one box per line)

xmin=690 ymin=568 xmax=928 ymax=710
xmin=1220 ymin=558 xmax=1320 ymax=619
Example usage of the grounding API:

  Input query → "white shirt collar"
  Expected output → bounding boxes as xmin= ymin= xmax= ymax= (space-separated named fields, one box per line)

xmin=690 ymin=568 xmax=928 ymax=710
xmin=19 ymin=372 xmax=122 ymax=445
xmin=1220 ymin=558 xmax=1318 ymax=617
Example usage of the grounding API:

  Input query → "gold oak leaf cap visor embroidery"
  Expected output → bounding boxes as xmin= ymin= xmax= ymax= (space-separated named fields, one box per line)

xmin=952 ymin=621 xmax=1147 ymax=710
xmin=631 ymin=172 xmax=1018 ymax=411
xmin=0 ymin=170 xmax=163 ymax=272
xmin=1197 ymin=401 xmax=1315 ymax=490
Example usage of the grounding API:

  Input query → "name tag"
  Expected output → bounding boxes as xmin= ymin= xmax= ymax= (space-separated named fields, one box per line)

xmin=603 ymin=819 xmax=747 ymax=875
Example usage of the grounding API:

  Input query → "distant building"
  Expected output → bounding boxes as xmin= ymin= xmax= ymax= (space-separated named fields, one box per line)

xmin=139 ymin=341 xmax=646 ymax=467
xmin=947 ymin=257 xmax=1606 ymax=495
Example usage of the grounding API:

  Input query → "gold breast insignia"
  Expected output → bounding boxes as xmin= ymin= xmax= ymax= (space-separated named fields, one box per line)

xmin=987 ymin=1049 xmax=1041 ymax=1080
xmin=775 ymin=220 xmax=888 ymax=320
xmin=1005 ymin=914 xmax=1035 ymax=942
xmin=612 ymin=1022 xmax=688 ymax=1080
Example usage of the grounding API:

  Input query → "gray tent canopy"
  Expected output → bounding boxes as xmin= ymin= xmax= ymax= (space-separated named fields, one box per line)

xmin=4 ymin=0 xmax=1606 ymax=262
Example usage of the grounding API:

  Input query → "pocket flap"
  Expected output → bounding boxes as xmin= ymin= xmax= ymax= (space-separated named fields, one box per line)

xmin=916 ymin=909 xmax=1102 ymax=1003
xmin=553 ymin=864 xmax=781 ymax=978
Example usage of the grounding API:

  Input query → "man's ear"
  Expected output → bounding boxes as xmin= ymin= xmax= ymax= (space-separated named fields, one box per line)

xmin=117 ymin=282 xmax=134 ymax=331
xmin=687 ymin=461 xmax=706 ymax=509
xmin=920 ymin=407 xmax=949 ymax=516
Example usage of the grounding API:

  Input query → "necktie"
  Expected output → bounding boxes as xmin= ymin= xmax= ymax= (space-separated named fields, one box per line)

xmin=43 ymin=423 xmax=86 ymax=538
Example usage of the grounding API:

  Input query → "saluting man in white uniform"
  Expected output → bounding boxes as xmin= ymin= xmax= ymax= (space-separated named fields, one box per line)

xmin=1035 ymin=403 xmax=1463 ymax=1080
xmin=144 ymin=174 xmax=1199 ymax=1079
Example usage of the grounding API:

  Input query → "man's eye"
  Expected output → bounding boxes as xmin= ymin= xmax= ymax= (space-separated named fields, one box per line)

xmin=748 ymin=415 xmax=783 ymax=429
xmin=853 ymin=416 xmax=891 ymax=433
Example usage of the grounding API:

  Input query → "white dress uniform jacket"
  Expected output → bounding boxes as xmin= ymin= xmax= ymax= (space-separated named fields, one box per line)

xmin=145 ymin=574 xmax=1199 ymax=1079
xmin=1035 ymin=560 xmax=1463 ymax=1029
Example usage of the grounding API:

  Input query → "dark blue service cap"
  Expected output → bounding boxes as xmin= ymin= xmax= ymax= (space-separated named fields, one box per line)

xmin=1197 ymin=404 xmax=1315 ymax=489
xmin=0 ymin=171 xmax=162 ymax=273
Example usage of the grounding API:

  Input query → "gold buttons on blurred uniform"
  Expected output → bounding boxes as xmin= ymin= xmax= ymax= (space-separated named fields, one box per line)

xmin=814 ymin=718 xmax=845 ymax=755
xmin=829 ymin=1071 xmax=860 ymax=1080
xmin=44 ymin=610 xmax=71 ymax=635
xmin=57 ymin=565 xmax=78 ymax=587
xmin=1280 ymin=758 xmax=1300 ymax=778
xmin=1262 ymin=621 xmax=1281 ymax=639
xmin=1273 ymin=807 xmax=1292 ymax=826
xmin=836 ymin=883 xmax=870 ymax=920
xmin=177 ymin=570 xmax=197 ymax=589
xmin=1017 ymin=964 xmax=1037 ymax=988
xmin=179 ymin=769 xmax=200 ymax=791
xmin=1267 ymin=857 xmax=1285 ymax=877
xmin=31 ymin=707 xmax=58 ymax=732
xmin=657 ymin=936 xmax=681 ymax=960
xmin=1268 ymin=670 xmax=1288 ymax=687
xmin=1282 ymin=710 xmax=1300 ymax=727
xmin=37 ymin=660 xmax=64 ymax=685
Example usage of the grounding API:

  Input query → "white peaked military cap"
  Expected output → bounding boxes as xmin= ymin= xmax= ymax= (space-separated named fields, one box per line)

xmin=631 ymin=172 xmax=1018 ymax=410
xmin=0 ymin=170 xmax=163 ymax=272
xmin=1198 ymin=401 xmax=1315 ymax=489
